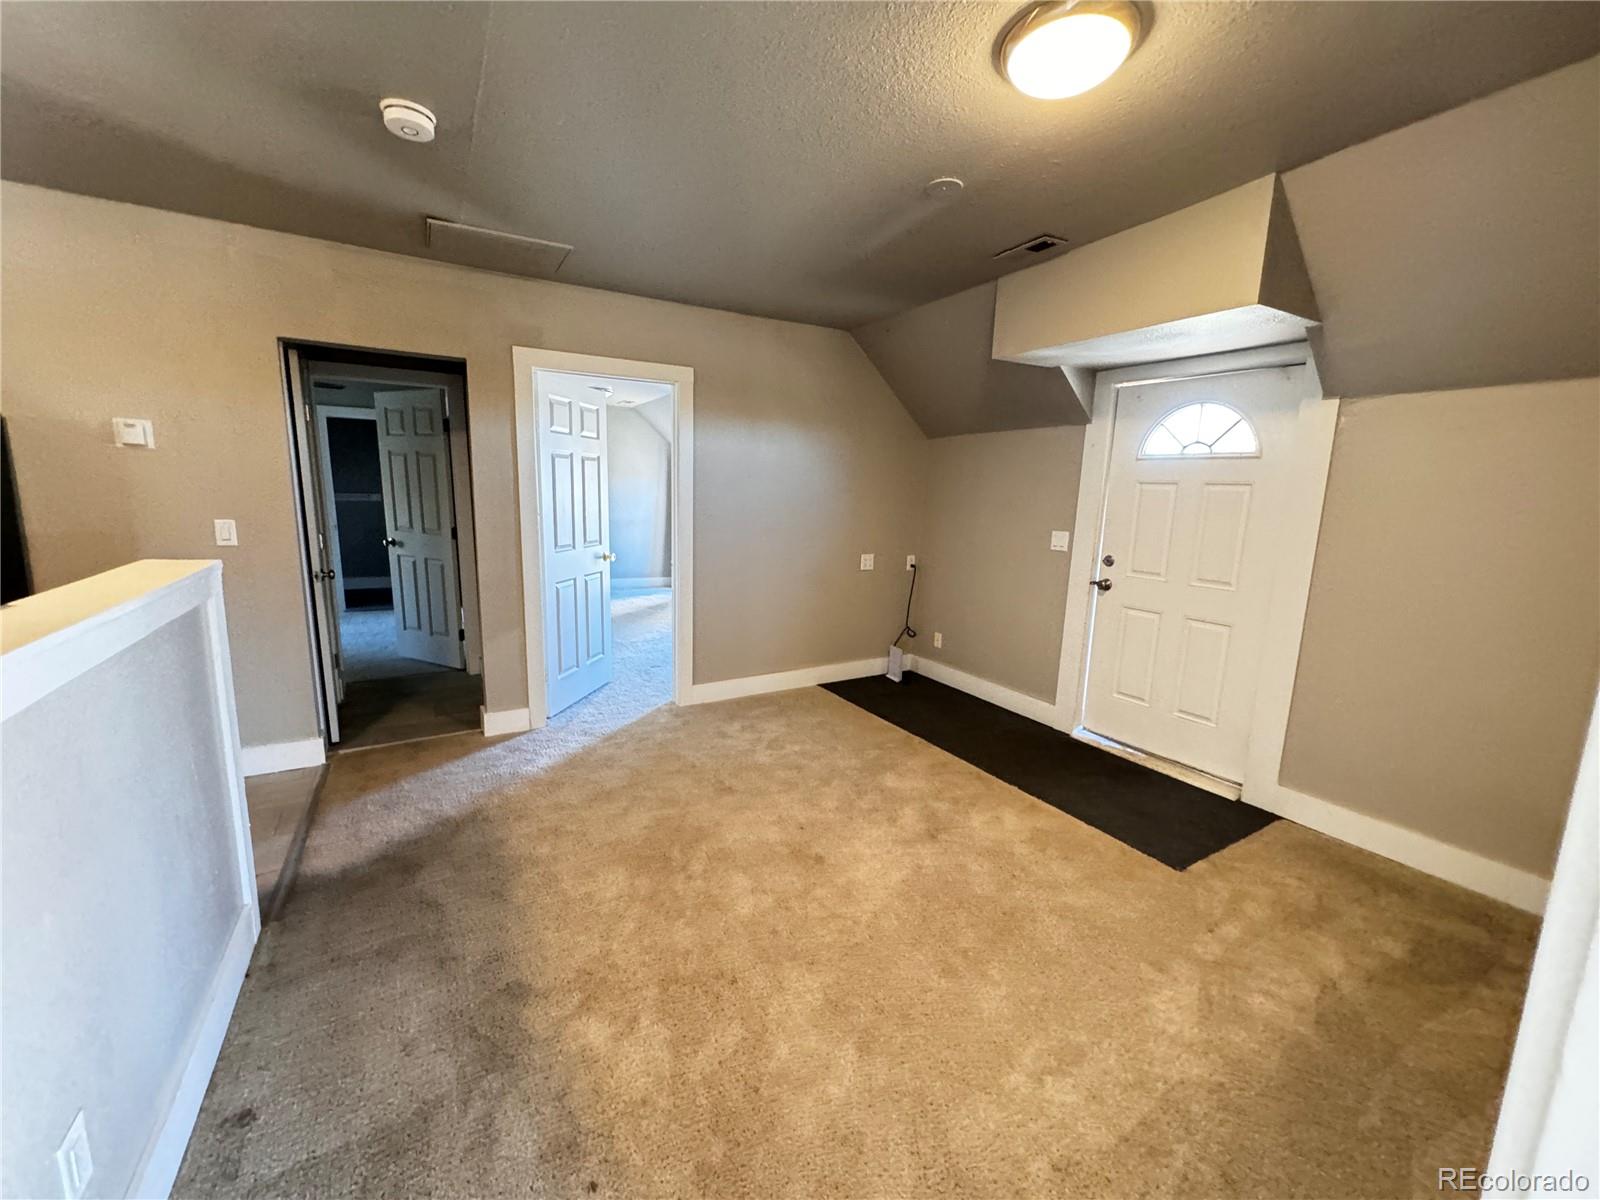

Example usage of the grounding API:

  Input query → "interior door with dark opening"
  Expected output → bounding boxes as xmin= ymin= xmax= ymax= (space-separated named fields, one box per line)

xmin=374 ymin=388 xmax=464 ymax=669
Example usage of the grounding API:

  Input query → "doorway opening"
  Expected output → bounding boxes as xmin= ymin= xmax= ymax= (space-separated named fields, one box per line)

xmin=538 ymin=369 xmax=673 ymax=722
xmin=283 ymin=344 xmax=485 ymax=752
xmin=513 ymin=347 xmax=694 ymax=735
xmin=1052 ymin=344 xmax=1336 ymax=809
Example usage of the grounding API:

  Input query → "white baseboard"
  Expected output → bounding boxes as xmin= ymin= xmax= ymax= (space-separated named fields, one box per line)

xmin=902 ymin=656 xmax=1548 ymax=913
xmin=688 ymin=657 xmax=888 ymax=705
xmin=240 ymin=737 xmax=325 ymax=777
xmin=130 ymin=903 xmax=256 ymax=1198
xmin=615 ymin=577 xmax=670 ymax=590
xmin=903 ymin=655 xmax=1059 ymax=726
xmin=1249 ymin=782 xmax=1551 ymax=915
xmin=481 ymin=706 xmax=532 ymax=736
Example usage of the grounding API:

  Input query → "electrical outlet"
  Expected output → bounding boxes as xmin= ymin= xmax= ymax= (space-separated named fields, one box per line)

xmin=55 ymin=1111 xmax=93 ymax=1200
xmin=905 ymin=554 xmax=916 ymax=570
xmin=932 ymin=632 xmax=943 ymax=649
xmin=859 ymin=553 xmax=875 ymax=571
xmin=1050 ymin=530 xmax=1071 ymax=552
xmin=214 ymin=519 xmax=238 ymax=547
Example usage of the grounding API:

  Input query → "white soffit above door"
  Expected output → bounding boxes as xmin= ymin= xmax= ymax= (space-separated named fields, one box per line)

xmin=991 ymin=176 xmax=1318 ymax=404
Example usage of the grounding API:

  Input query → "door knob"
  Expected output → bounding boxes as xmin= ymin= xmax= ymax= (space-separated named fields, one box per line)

xmin=1090 ymin=578 xmax=1113 ymax=592
xmin=313 ymin=568 xmax=335 ymax=582
xmin=382 ymin=537 xmax=401 ymax=547
xmin=598 ymin=551 xmax=617 ymax=562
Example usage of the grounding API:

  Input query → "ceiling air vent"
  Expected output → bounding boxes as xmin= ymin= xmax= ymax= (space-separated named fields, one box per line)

xmin=993 ymin=233 xmax=1069 ymax=261
xmin=424 ymin=217 xmax=573 ymax=279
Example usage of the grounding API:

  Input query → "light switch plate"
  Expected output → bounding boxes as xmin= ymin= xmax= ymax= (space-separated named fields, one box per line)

xmin=55 ymin=1111 xmax=93 ymax=1200
xmin=112 ymin=417 xmax=155 ymax=448
xmin=214 ymin=519 xmax=238 ymax=547
xmin=1050 ymin=530 xmax=1071 ymax=552
xmin=932 ymin=632 xmax=943 ymax=649
xmin=859 ymin=553 xmax=875 ymax=571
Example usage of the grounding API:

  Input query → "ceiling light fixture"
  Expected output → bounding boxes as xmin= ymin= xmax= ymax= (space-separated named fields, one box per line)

xmin=998 ymin=1 xmax=1142 ymax=100
xmin=380 ymin=97 xmax=437 ymax=143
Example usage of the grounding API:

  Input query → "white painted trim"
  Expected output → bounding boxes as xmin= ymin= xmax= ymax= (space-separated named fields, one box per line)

xmin=481 ymin=705 xmax=533 ymax=736
xmin=1052 ymin=345 xmax=1336 ymax=770
xmin=1253 ymin=781 xmax=1550 ymax=914
xmin=284 ymin=347 xmax=343 ymax=742
xmin=513 ymin=346 xmax=695 ymax=731
xmin=128 ymin=904 xmax=256 ymax=1199
xmin=240 ymin=737 xmax=327 ymax=777
xmin=615 ymin=576 xmax=671 ymax=590
xmin=1053 ymin=342 xmax=1322 ymax=745
xmin=1240 ymin=358 xmax=1340 ymax=808
xmin=687 ymin=657 xmax=887 ymax=705
xmin=903 ymin=655 xmax=1058 ymax=726
xmin=1488 ymin=691 xmax=1599 ymax=1190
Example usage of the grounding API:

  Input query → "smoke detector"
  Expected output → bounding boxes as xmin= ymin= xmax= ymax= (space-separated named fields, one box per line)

xmin=380 ymin=98 xmax=436 ymax=143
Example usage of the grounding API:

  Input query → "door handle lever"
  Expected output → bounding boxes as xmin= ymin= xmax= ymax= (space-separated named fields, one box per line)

xmin=382 ymin=537 xmax=402 ymax=547
xmin=1090 ymin=578 xmax=1113 ymax=592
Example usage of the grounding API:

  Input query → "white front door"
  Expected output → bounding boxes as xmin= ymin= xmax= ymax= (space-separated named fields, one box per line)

xmin=537 ymin=374 xmax=614 ymax=716
xmin=374 ymin=388 xmax=464 ymax=669
xmin=1082 ymin=366 xmax=1303 ymax=782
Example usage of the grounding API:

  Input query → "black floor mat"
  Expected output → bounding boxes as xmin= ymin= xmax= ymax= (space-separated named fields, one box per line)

xmin=823 ymin=671 xmax=1275 ymax=870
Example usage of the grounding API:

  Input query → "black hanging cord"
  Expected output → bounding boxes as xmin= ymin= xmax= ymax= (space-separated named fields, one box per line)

xmin=893 ymin=562 xmax=918 ymax=649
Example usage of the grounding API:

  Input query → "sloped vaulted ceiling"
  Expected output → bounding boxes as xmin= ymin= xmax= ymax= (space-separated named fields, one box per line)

xmin=1282 ymin=55 xmax=1600 ymax=399
xmin=872 ymin=56 xmax=1598 ymax=434
xmin=852 ymin=282 xmax=1084 ymax=437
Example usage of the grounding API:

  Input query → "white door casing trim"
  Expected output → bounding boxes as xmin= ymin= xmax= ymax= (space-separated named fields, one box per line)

xmin=513 ymin=347 xmax=694 ymax=730
xmin=1053 ymin=343 xmax=1329 ymax=757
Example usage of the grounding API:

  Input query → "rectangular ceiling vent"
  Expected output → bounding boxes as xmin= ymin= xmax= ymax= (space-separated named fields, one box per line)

xmin=424 ymin=217 xmax=573 ymax=279
xmin=993 ymin=233 xmax=1069 ymax=261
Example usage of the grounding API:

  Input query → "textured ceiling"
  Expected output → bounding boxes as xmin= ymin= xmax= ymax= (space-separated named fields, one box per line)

xmin=2 ymin=2 xmax=1598 ymax=328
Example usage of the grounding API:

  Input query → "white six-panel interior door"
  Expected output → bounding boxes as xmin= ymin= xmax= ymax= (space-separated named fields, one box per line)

xmin=1082 ymin=366 xmax=1302 ymax=783
xmin=536 ymin=374 xmax=615 ymax=716
xmin=374 ymin=388 xmax=465 ymax=669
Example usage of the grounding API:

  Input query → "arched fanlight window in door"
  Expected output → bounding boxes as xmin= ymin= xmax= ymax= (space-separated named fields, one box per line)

xmin=1139 ymin=402 xmax=1259 ymax=458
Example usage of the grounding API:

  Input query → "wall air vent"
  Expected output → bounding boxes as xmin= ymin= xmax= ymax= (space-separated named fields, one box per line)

xmin=424 ymin=217 xmax=573 ymax=279
xmin=993 ymin=233 xmax=1069 ymax=261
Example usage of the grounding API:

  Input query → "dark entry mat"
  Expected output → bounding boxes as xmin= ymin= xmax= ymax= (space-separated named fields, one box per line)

xmin=823 ymin=671 xmax=1276 ymax=870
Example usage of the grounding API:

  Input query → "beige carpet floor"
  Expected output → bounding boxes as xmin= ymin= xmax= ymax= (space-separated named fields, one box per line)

xmin=177 ymin=685 xmax=1536 ymax=1199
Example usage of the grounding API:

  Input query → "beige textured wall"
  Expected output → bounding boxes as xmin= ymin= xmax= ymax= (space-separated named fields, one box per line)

xmin=606 ymin=404 xmax=671 ymax=583
xmin=912 ymin=427 xmax=1083 ymax=701
xmin=1282 ymin=379 xmax=1600 ymax=876
xmin=0 ymin=183 xmax=925 ymax=745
